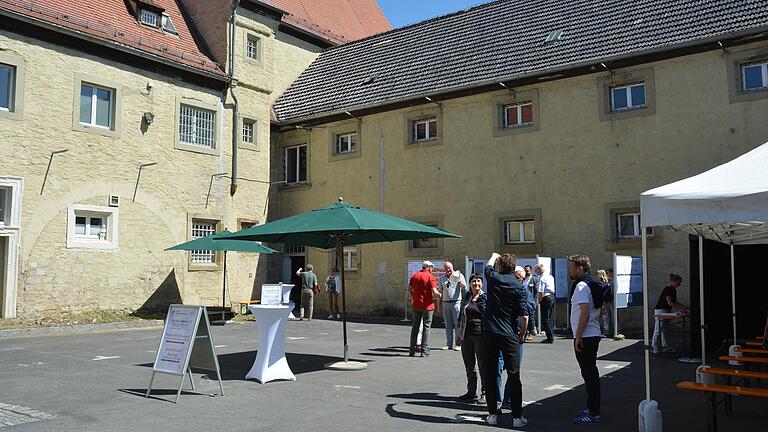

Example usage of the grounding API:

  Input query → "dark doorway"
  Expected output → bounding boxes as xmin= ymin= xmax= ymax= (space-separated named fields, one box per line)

xmin=289 ymin=256 xmax=305 ymax=314
xmin=689 ymin=237 xmax=768 ymax=356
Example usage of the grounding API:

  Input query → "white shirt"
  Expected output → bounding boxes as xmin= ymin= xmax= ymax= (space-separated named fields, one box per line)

xmin=570 ymin=281 xmax=602 ymax=338
xmin=537 ymin=273 xmax=555 ymax=296
xmin=440 ymin=271 xmax=466 ymax=302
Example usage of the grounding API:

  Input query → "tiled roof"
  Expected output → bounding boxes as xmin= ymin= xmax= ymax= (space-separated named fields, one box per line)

xmin=266 ymin=0 xmax=391 ymax=44
xmin=274 ymin=0 xmax=768 ymax=123
xmin=0 ymin=0 xmax=224 ymax=76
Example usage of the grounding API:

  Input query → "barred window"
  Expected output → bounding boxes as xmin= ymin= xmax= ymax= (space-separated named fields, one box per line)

xmin=140 ymin=9 xmax=159 ymax=27
xmin=191 ymin=220 xmax=216 ymax=263
xmin=242 ymin=119 xmax=255 ymax=144
xmin=246 ymin=35 xmax=260 ymax=60
xmin=179 ymin=104 xmax=216 ymax=149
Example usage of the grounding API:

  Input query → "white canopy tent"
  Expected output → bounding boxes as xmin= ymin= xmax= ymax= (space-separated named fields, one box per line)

xmin=639 ymin=140 xmax=768 ymax=403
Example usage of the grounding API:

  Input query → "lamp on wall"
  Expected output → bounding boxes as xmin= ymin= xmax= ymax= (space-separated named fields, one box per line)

xmin=143 ymin=111 xmax=155 ymax=125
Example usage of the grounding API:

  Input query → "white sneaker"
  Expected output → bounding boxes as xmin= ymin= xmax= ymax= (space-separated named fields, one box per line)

xmin=512 ymin=416 xmax=528 ymax=427
xmin=485 ymin=414 xmax=497 ymax=425
xmin=454 ymin=346 xmax=461 ymax=351
xmin=441 ymin=346 xmax=451 ymax=350
xmin=327 ymin=314 xmax=334 ymax=319
xmin=336 ymin=313 xmax=341 ymax=319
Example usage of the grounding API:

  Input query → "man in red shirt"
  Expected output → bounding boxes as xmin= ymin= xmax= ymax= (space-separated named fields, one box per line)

xmin=409 ymin=261 xmax=441 ymax=357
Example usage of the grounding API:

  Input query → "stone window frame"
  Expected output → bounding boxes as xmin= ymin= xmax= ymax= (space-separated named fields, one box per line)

xmin=328 ymin=120 xmax=362 ymax=161
xmin=329 ymin=245 xmax=361 ymax=277
xmin=405 ymin=215 xmax=445 ymax=257
xmin=186 ymin=213 xmax=223 ymax=271
xmin=66 ymin=204 xmax=119 ymax=251
xmin=0 ymin=52 xmax=25 ymax=121
xmin=604 ymin=201 xmax=662 ymax=251
xmin=597 ymin=67 xmax=656 ymax=122
xmin=237 ymin=218 xmax=260 ymax=231
xmin=726 ymin=45 xmax=768 ymax=104
xmin=0 ymin=176 xmax=23 ymax=228
xmin=239 ymin=115 xmax=260 ymax=152
xmin=492 ymin=88 xmax=540 ymax=137
xmin=71 ymin=73 xmax=123 ymax=137
xmin=403 ymin=106 xmax=443 ymax=149
xmin=174 ymin=95 xmax=220 ymax=156
xmin=245 ymin=33 xmax=263 ymax=64
xmin=278 ymin=133 xmax=312 ymax=191
xmin=496 ymin=208 xmax=543 ymax=255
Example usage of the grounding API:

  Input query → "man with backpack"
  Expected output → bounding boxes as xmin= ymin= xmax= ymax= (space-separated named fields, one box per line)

xmin=568 ymin=254 xmax=603 ymax=425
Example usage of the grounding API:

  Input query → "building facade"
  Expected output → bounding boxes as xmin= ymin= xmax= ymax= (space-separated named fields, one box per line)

xmin=0 ymin=0 xmax=389 ymax=318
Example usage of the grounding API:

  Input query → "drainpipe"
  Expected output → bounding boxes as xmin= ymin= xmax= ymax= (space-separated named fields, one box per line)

xmin=228 ymin=0 xmax=241 ymax=196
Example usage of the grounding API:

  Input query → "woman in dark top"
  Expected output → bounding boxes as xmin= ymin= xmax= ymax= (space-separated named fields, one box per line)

xmin=457 ymin=273 xmax=487 ymax=403
xmin=652 ymin=273 xmax=688 ymax=353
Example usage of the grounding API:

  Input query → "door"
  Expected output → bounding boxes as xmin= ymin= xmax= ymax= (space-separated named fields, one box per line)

xmin=0 ymin=236 xmax=6 ymax=318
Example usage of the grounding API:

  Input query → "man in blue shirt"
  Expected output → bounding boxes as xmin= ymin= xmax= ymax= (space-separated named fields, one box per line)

xmin=482 ymin=252 xmax=529 ymax=428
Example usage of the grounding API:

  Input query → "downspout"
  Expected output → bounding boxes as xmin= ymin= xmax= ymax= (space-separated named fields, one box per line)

xmin=229 ymin=0 xmax=241 ymax=196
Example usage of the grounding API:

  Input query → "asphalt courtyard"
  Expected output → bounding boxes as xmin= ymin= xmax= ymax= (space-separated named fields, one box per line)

xmin=0 ymin=316 xmax=764 ymax=431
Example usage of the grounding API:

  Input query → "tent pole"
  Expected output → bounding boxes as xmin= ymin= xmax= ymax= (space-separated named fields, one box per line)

xmin=338 ymin=237 xmax=348 ymax=362
xmin=730 ymin=244 xmax=736 ymax=344
xmin=699 ymin=235 xmax=706 ymax=367
xmin=641 ymin=227 xmax=650 ymax=401
xmin=222 ymin=251 xmax=227 ymax=322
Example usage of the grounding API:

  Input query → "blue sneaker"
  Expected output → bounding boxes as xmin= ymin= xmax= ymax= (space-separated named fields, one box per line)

xmin=573 ymin=411 xmax=602 ymax=425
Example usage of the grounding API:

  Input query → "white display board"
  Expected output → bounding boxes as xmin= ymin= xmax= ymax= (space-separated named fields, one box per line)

xmin=613 ymin=254 xmax=644 ymax=309
xmin=154 ymin=305 xmax=200 ymax=375
xmin=261 ymin=284 xmax=283 ymax=305
xmin=553 ymin=258 xmax=570 ymax=300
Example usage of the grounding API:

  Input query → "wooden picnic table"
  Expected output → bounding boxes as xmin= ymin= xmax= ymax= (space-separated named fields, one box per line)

xmin=735 ymin=347 xmax=768 ymax=355
xmin=676 ymin=381 xmax=768 ymax=432
xmin=719 ymin=355 xmax=768 ymax=364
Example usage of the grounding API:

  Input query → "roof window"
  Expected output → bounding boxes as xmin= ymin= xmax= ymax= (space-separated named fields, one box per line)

xmin=140 ymin=9 xmax=159 ymax=27
xmin=544 ymin=30 xmax=563 ymax=44
xmin=161 ymin=13 xmax=177 ymax=34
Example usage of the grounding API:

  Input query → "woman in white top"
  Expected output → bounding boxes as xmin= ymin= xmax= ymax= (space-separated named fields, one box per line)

xmin=325 ymin=268 xmax=341 ymax=319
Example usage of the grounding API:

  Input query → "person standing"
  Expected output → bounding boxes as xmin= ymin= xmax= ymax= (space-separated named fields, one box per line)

xmin=325 ymin=268 xmax=341 ymax=319
xmin=523 ymin=265 xmax=538 ymax=338
xmin=439 ymin=261 xmax=467 ymax=351
xmin=569 ymin=254 xmax=603 ymax=425
xmin=409 ymin=261 xmax=441 ymax=357
xmin=604 ymin=268 xmax=615 ymax=337
xmin=296 ymin=264 xmax=319 ymax=321
xmin=536 ymin=263 xmax=556 ymax=343
xmin=652 ymin=273 xmax=688 ymax=354
xmin=482 ymin=253 xmax=529 ymax=428
xmin=457 ymin=273 xmax=487 ymax=403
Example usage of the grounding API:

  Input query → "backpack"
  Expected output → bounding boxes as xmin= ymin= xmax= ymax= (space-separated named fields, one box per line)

xmin=586 ymin=279 xmax=612 ymax=309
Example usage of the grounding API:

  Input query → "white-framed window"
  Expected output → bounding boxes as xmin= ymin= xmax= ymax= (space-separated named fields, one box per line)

xmin=342 ymin=246 xmax=359 ymax=271
xmin=0 ymin=63 xmax=15 ymax=112
xmin=502 ymin=101 xmax=533 ymax=128
xmin=242 ymin=119 xmax=255 ymax=144
xmin=283 ymin=145 xmax=307 ymax=184
xmin=0 ymin=186 xmax=8 ymax=225
xmin=190 ymin=219 xmax=216 ymax=263
xmin=610 ymin=82 xmax=646 ymax=111
xmin=66 ymin=205 xmax=118 ymax=250
xmin=412 ymin=117 xmax=438 ymax=142
xmin=616 ymin=212 xmax=654 ymax=239
xmin=284 ymin=244 xmax=305 ymax=254
xmin=246 ymin=35 xmax=260 ymax=60
xmin=140 ymin=9 xmax=159 ymax=27
xmin=335 ymin=132 xmax=357 ymax=154
xmin=179 ymin=104 xmax=216 ymax=149
xmin=79 ymin=83 xmax=114 ymax=129
xmin=742 ymin=61 xmax=768 ymax=92
xmin=504 ymin=219 xmax=535 ymax=244
xmin=161 ymin=13 xmax=177 ymax=33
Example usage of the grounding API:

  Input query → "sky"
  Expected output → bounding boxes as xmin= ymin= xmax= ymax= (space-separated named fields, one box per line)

xmin=378 ymin=0 xmax=489 ymax=29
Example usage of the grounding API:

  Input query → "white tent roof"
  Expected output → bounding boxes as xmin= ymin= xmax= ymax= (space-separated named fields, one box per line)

xmin=640 ymin=141 xmax=768 ymax=245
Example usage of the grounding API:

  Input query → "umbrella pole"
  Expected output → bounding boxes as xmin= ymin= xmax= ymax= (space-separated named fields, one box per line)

xmin=699 ymin=235 xmax=706 ymax=367
xmin=730 ymin=244 xmax=736 ymax=344
xmin=222 ymin=251 xmax=227 ymax=322
xmin=337 ymin=238 xmax=349 ymax=362
xmin=641 ymin=226 xmax=650 ymax=401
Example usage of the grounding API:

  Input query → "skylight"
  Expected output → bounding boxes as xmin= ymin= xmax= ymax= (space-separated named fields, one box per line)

xmin=544 ymin=30 xmax=564 ymax=44
xmin=161 ymin=13 xmax=177 ymax=34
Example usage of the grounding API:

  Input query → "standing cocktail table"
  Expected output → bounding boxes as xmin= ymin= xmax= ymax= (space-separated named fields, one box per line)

xmin=245 ymin=304 xmax=296 ymax=383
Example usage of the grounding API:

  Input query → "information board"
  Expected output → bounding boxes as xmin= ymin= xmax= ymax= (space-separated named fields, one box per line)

xmin=613 ymin=254 xmax=643 ymax=308
xmin=261 ymin=284 xmax=283 ymax=305
xmin=154 ymin=305 xmax=200 ymax=375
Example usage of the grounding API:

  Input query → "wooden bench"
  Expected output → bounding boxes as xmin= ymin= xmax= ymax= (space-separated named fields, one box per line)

xmin=677 ymin=381 xmax=768 ymax=432
xmin=236 ymin=300 xmax=260 ymax=315
xmin=719 ymin=355 xmax=768 ymax=365
xmin=735 ymin=347 xmax=768 ymax=356
xmin=698 ymin=367 xmax=768 ymax=380
xmin=745 ymin=341 xmax=763 ymax=347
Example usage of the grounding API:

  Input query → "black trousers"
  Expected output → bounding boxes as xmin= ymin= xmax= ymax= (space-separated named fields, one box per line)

xmin=540 ymin=296 xmax=555 ymax=341
xmin=483 ymin=331 xmax=523 ymax=417
xmin=460 ymin=333 xmax=486 ymax=396
xmin=575 ymin=336 xmax=601 ymax=415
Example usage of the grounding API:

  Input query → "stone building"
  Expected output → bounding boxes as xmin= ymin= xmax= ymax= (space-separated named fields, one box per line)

xmin=0 ymin=0 xmax=389 ymax=318
xmin=270 ymin=0 xmax=768 ymax=328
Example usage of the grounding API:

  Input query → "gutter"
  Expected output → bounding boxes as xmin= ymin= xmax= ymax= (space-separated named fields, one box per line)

xmin=229 ymin=0 xmax=241 ymax=196
xmin=0 ymin=8 xmax=227 ymax=83
xmin=276 ymin=26 xmax=768 ymax=126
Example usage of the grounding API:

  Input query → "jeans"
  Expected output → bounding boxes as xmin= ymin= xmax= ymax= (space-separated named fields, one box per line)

xmin=442 ymin=301 xmax=461 ymax=348
xmin=540 ymin=296 xmax=555 ymax=341
xmin=575 ymin=336 xmax=601 ymax=415
xmin=483 ymin=332 xmax=523 ymax=417
xmin=460 ymin=333 xmax=486 ymax=396
xmin=410 ymin=308 xmax=433 ymax=353
xmin=300 ymin=288 xmax=314 ymax=319
xmin=527 ymin=303 xmax=537 ymax=334
xmin=496 ymin=344 xmax=524 ymax=407
xmin=651 ymin=309 xmax=668 ymax=352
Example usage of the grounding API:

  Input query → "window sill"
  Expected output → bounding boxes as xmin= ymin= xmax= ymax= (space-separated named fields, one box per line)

xmin=731 ymin=87 xmax=768 ymax=103
xmin=175 ymin=142 xmax=218 ymax=156
xmin=188 ymin=263 xmax=222 ymax=272
xmin=330 ymin=150 xmax=361 ymax=162
xmin=278 ymin=182 xmax=312 ymax=192
xmin=238 ymin=141 xmax=261 ymax=152
xmin=72 ymin=123 xmax=118 ymax=137
xmin=66 ymin=240 xmax=119 ymax=251
xmin=0 ymin=109 xmax=21 ymax=121
xmin=499 ymin=242 xmax=541 ymax=255
xmin=494 ymin=123 xmax=538 ymax=137
xmin=601 ymin=104 xmax=655 ymax=121
xmin=406 ymin=138 xmax=442 ymax=149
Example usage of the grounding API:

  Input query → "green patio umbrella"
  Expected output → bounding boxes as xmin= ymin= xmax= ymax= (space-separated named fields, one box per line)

xmin=166 ymin=230 xmax=277 ymax=321
xmin=217 ymin=198 xmax=461 ymax=366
